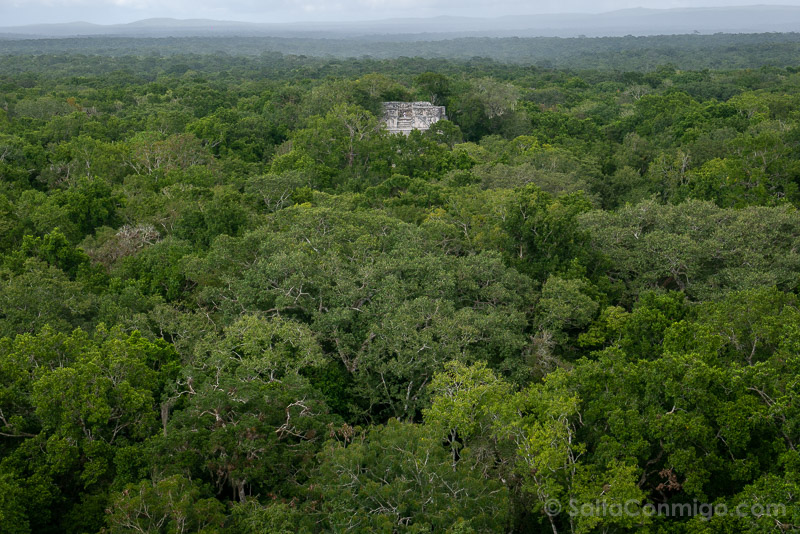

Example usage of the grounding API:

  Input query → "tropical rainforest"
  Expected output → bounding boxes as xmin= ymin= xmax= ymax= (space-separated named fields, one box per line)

xmin=0 ymin=39 xmax=799 ymax=533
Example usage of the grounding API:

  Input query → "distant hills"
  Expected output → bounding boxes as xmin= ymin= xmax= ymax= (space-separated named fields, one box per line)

xmin=3 ymin=6 xmax=800 ymax=40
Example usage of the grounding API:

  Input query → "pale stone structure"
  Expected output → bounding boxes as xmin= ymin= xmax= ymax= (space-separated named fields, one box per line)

xmin=383 ymin=101 xmax=446 ymax=135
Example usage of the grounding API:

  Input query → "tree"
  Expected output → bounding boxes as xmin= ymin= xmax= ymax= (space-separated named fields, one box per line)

xmin=502 ymin=184 xmax=594 ymax=282
xmin=536 ymin=275 xmax=599 ymax=346
xmin=154 ymin=315 xmax=336 ymax=502
xmin=580 ymin=200 xmax=800 ymax=300
xmin=0 ymin=472 xmax=29 ymax=534
xmin=425 ymin=362 xmax=647 ymax=534
xmin=189 ymin=205 xmax=532 ymax=420
xmin=0 ymin=326 xmax=178 ymax=533
xmin=415 ymin=72 xmax=452 ymax=106
xmin=314 ymin=419 xmax=509 ymax=532
xmin=126 ymin=132 xmax=213 ymax=178
xmin=105 ymin=475 xmax=225 ymax=534
xmin=290 ymin=103 xmax=381 ymax=187
xmin=0 ymin=260 xmax=97 ymax=338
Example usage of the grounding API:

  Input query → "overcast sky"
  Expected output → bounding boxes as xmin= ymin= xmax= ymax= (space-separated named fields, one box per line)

xmin=3 ymin=0 xmax=800 ymax=26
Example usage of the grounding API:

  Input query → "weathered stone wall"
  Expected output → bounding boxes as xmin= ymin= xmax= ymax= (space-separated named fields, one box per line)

xmin=383 ymin=101 xmax=446 ymax=135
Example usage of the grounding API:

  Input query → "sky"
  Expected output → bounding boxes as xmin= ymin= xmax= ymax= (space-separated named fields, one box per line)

xmin=2 ymin=0 xmax=800 ymax=26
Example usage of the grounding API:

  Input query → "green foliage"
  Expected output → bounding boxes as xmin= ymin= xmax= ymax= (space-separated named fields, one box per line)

xmin=536 ymin=275 xmax=600 ymax=345
xmin=314 ymin=419 xmax=509 ymax=532
xmin=0 ymin=260 xmax=97 ymax=338
xmin=59 ymin=177 xmax=124 ymax=238
xmin=581 ymin=200 xmax=800 ymax=299
xmin=189 ymin=205 xmax=531 ymax=419
xmin=0 ymin=472 xmax=29 ymax=534
xmin=230 ymin=500 xmax=313 ymax=534
xmin=3 ymin=45 xmax=800 ymax=534
xmin=0 ymin=325 xmax=179 ymax=532
xmin=114 ymin=237 xmax=193 ymax=301
xmin=502 ymin=184 xmax=595 ymax=281
xmin=105 ymin=475 xmax=225 ymax=533
xmin=151 ymin=315 xmax=337 ymax=502
xmin=6 ymin=229 xmax=91 ymax=280
xmin=173 ymin=187 xmax=249 ymax=248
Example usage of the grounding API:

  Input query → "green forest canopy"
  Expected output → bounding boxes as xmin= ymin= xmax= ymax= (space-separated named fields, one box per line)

xmin=0 ymin=43 xmax=799 ymax=533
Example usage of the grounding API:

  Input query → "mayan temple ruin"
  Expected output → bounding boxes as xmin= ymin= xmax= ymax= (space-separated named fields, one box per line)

xmin=382 ymin=101 xmax=446 ymax=135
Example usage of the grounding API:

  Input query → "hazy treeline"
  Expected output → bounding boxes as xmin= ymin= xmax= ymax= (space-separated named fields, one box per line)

xmin=3 ymin=32 xmax=800 ymax=70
